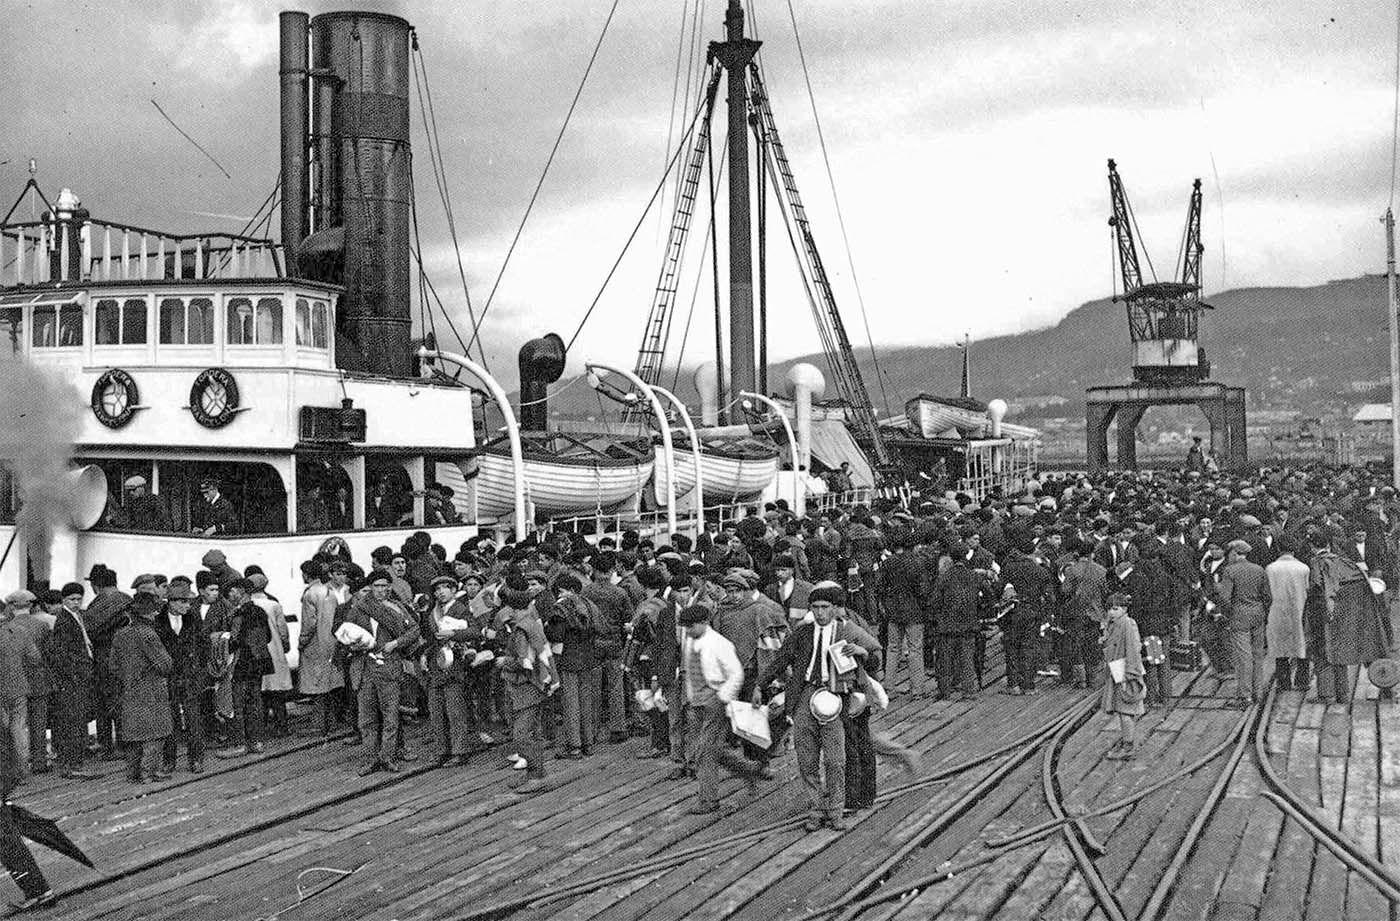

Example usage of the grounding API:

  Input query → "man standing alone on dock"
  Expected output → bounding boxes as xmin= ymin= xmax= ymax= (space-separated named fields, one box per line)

xmin=1217 ymin=540 xmax=1272 ymax=708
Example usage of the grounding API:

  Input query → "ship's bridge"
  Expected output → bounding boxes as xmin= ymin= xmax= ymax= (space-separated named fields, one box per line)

xmin=0 ymin=194 xmax=484 ymax=586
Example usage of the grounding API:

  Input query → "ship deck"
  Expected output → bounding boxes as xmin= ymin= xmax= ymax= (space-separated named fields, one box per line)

xmin=22 ymin=619 xmax=1400 ymax=921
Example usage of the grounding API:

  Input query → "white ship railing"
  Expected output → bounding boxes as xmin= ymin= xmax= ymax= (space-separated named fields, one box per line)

xmin=0 ymin=218 xmax=284 ymax=287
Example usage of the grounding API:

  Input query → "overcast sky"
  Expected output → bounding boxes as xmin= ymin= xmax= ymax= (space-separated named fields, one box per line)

xmin=4 ymin=1 xmax=1396 ymax=388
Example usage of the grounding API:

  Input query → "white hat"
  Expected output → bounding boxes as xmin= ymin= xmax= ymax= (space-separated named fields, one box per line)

xmin=809 ymin=689 xmax=842 ymax=724
xmin=124 ymin=475 xmax=147 ymax=489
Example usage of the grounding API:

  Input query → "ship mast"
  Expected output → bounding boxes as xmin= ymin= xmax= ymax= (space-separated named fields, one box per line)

xmin=710 ymin=0 xmax=760 ymax=419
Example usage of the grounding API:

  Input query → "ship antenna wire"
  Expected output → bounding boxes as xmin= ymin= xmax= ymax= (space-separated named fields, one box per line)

xmin=784 ymin=0 xmax=891 ymax=415
xmin=465 ymin=0 xmax=624 ymax=358
xmin=1390 ymin=0 xmax=1400 ymax=209
xmin=565 ymin=94 xmax=714 ymax=353
xmin=410 ymin=35 xmax=487 ymax=370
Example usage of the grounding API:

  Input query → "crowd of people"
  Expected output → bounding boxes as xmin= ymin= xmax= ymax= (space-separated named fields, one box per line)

xmin=0 ymin=462 xmax=1397 ymax=909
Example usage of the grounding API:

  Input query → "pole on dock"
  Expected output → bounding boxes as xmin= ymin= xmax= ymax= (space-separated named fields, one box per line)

xmin=1386 ymin=208 xmax=1399 ymax=487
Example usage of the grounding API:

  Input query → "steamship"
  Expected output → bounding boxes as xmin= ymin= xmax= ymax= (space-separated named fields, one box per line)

xmin=0 ymin=10 xmax=657 ymax=599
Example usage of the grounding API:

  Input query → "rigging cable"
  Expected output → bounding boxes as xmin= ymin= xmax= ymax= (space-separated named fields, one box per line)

xmin=1391 ymin=0 xmax=1400 ymax=209
xmin=660 ymin=0 xmax=692 ymax=235
xmin=1209 ymin=151 xmax=1226 ymax=292
xmin=1120 ymin=174 xmax=1157 ymax=284
xmin=783 ymin=0 xmax=891 ymax=415
xmin=565 ymin=98 xmax=715 ymax=353
xmin=410 ymin=35 xmax=487 ymax=370
xmin=465 ymin=0 xmax=624 ymax=358
xmin=707 ymin=121 xmax=727 ymax=406
xmin=670 ymin=215 xmax=717 ymax=395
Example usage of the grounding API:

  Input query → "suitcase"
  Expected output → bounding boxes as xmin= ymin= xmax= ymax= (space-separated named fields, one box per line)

xmin=1170 ymin=640 xmax=1204 ymax=672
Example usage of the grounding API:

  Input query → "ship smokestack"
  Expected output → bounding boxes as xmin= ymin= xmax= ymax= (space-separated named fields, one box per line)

xmin=279 ymin=11 xmax=309 ymax=275
xmin=306 ymin=11 xmax=414 ymax=378
xmin=518 ymin=334 xmax=566 ymax=432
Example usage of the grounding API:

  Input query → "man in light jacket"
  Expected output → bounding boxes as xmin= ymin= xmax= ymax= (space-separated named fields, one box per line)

xmin=1265 ymin=538 xmax=1311 ymax=691
xmin=675 ymin=604 xmax=761 ymax=815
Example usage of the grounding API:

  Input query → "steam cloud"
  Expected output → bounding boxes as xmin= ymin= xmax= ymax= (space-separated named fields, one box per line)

xmin=0 ymin=355 xmax=84 ymax=584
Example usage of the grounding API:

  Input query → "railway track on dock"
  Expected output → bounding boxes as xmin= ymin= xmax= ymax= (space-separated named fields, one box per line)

xmin=797 ymin=679 xmax=1400 ymax=921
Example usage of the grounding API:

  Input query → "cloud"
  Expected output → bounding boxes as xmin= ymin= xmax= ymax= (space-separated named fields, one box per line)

xmin=150 ymin=2 xmax=276 ymax=76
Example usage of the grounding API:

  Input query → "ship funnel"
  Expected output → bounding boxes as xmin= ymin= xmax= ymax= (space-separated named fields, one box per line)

xmin=694 ymin=362 xmax=720 ymax=426
xmin=300 ymin=10 xmax=414 ymax=378
xmin=518 ymin=334 xmax=566 ymax=432
xmin=785 ymin=363 xmax=825 ymax=473
xmin=987 ymin=399 xmax=1007 ymax=438
xmin=279 ymin=11 xmax=309 ymax=276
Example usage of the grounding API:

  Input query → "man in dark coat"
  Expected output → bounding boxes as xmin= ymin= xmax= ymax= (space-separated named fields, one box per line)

xmin=191 ymin=478 xmax=239 ymax=536
xmin=224 ymin=579 xmax=272 ymax=754
xmin=122 ymin=475 xmax=173 ymax=532
xmin=52 ymin=582 xmax=97 ymax=779
xmin=757 ymin=583 xmax=879 ymax=831
xmin=1218 ymin=540 xmax=1273 ymax=708
xmin=931 ymin=544 xmax=990 ymax=700
xmin=83 ymin=565 xmax=130 ymax=758
xmin=877 ymin=536 xmax=933 ymax=697
xmin=1060 ymin=546 xmax=1109 ymax=688
xmin=109 ymin=594 xmax=174 ymax=782
xmin=1000 ymin=545 xmax=1054 ymax=695
xmin=154 ymin=582 xmax=207 ymax=773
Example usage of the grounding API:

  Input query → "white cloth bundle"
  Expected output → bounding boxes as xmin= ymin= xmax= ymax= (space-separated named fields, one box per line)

xmin=334 ymin=621 xmax=374 ymax=649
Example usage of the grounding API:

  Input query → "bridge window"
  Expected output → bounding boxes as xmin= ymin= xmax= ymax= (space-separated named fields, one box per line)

xmin=95 ymin=298 xmax=148 ymax=345
xmin=228 ymin=296 xmax=283 ymax=346
xmin=295 ymin=298 xmax=329 ymax=349
xmin=159 ymin=296 xmax=214 ymax=345
xmin=31 ymin=302 xmax=82 ymax=348
xmin=0 ymin=308 xmax=20 ymax=357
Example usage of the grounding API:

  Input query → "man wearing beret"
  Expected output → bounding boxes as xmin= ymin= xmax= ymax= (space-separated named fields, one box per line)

xmin=676 ymin=604 xmax=761 ymax=814
xmin=758 ymin=583 xmax=878 ymax=831
xmin=155 ymin=581 xmax=208 ymax=773
xmin=343 ymin=571 xmax=421 ymax=775
xmin=1217 ymin=539 xmax=1272 ymax=708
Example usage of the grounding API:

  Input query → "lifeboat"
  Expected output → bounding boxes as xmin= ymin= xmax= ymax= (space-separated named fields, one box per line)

xmin=651 ymin=434 xmax=781 ymax=505
xmin=466 ymin=432 xmax=654 ymax=518
xmin=905 ymin=394 xmax=989 ymax=438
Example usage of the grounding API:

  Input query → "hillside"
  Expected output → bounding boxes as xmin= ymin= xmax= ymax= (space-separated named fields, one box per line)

xmin=537 ymin=275 xmax=1392 ymax=428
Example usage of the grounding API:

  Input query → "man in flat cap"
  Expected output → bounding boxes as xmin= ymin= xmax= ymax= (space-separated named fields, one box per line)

xmin=0 ymin=592 xmax=44 ymax=782
xmin=122 ymin=473 xmax=172 ymax=532
xmin=6 ymin=591 xmax=53 ymax=776
xmin=154 ymin=581 xmax=208 ymax=773
xmin=1218 ymin=539 xmax=1272 ymax=708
